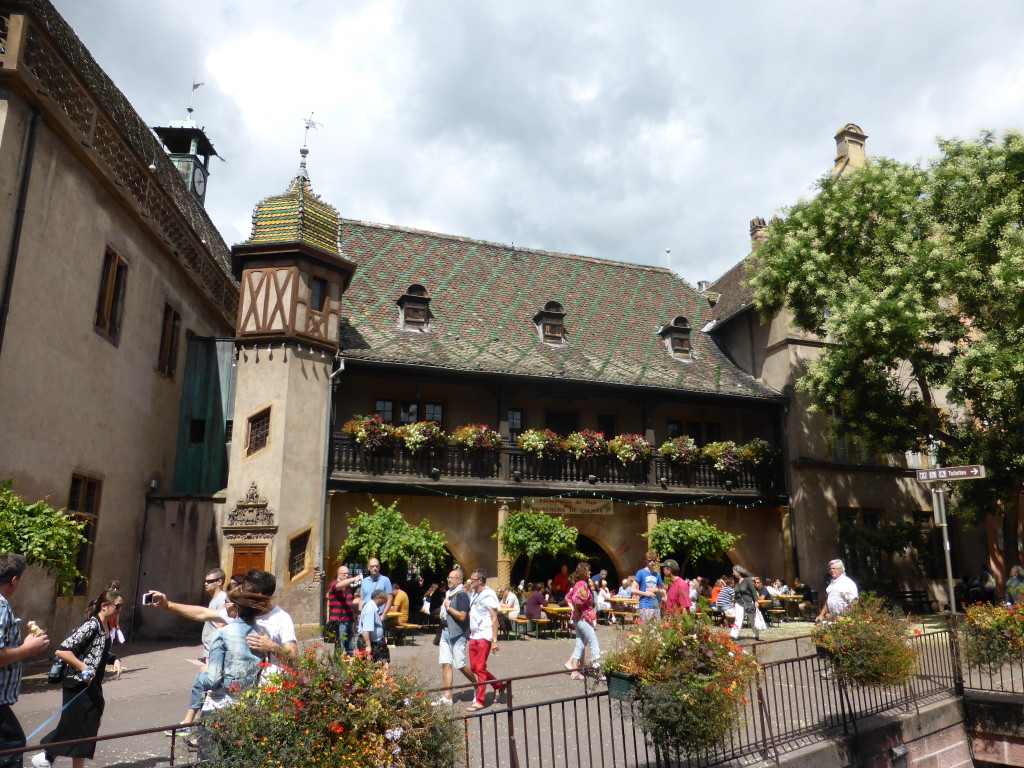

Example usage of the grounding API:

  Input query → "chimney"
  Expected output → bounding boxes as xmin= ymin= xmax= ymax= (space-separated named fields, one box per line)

xmin=833 ymin=123 xmax=868 ymax=179
xmin=697 ymin=280 xmax=710 ymax=292
xmin=749 ymin=216 xmax=767 ymax=250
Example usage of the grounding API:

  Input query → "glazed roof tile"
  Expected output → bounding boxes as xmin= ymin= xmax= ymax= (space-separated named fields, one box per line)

xmin=245 ymin=174 xmax=340 ymax=256
xmin=338 ymin=220 xmax=780 ymax=401
xmin=709 ymin=256 xmax=757 ymax=325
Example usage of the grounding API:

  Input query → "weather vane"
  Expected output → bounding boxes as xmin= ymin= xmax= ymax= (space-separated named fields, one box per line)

xmin=302 ymin=112 xmax=322 ymax=147
xmin=188 ymin=74 xmax=205 ymax=117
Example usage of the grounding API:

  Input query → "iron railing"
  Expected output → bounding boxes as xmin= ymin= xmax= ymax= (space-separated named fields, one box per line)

xmin=0 ymin=630 xmax=975 ymax=768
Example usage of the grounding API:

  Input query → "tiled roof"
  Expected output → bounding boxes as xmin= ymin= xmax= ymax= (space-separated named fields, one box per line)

xmin=708 ymin=256 xmax=756 ymax=325
xmin=338 ymin=220 xmax=780 ymax=400
xmin=244 ymin=172 xmax=340 ymax=256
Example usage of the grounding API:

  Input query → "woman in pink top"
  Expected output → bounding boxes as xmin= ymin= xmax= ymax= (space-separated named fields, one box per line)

xmin=563 ymin=562 xmax=601 ymax=680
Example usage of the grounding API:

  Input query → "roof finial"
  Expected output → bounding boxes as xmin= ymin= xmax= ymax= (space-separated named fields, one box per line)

xmin=299 ymin=112 xmax=322 ymax=179
xmin=187 ymin=74 xmax=204 ymax=123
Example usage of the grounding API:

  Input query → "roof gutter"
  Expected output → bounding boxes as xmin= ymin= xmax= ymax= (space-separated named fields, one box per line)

xmin=0 ymin=107 xmax=40 ymax=362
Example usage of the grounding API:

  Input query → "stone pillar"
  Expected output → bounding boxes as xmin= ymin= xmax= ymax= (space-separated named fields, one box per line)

xmin=496 ymin=499 xmax=513 ymax=587
xmin=646 ymin=503 xmax=661 ymax=536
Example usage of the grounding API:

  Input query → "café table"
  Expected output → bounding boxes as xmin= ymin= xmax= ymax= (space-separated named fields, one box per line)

xmin=776 ymin=594 xmax=804 ymax=621
xmin=542 ymin=605 xmax=573 ymax=637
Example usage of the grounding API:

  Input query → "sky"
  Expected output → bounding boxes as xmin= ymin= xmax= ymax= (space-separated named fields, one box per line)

xmin=52 ymin=1 xmax=1024 ymax=285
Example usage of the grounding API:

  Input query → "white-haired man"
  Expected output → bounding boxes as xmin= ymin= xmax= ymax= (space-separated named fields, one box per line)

xmin=816 ymin=559 xmax=859 ymax=622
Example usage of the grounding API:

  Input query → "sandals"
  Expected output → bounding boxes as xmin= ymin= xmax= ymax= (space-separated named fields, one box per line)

xmin=570 ymin=671 xmax=585 ymax=680
xmin=466 ymin=703 xmax=486 ymax=711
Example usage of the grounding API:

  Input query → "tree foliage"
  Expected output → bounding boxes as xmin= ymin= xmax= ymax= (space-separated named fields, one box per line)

xmin=494 ymin=510 xmax=585 ymax=578
xmin=750 ymin=130 xmax=1024 ymax=532
xmin=0 ymin=482 xmax=86 ymax=594
xmin=643 ymin=517 xmax=740 ymax=575
xmin=340 ymin=498 xmax=449 ymax=571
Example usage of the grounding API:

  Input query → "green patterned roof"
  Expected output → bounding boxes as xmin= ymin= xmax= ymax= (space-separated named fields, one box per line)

xmin=337 ymin=219 xmax=782 ymax=400
xmin=244 ymin=166 xmax=340 ymax=255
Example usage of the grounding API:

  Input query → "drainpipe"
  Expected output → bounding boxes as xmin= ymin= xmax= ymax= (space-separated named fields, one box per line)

xmin=319 ymin=356 xmax=345 ymax=628
xmin=0 ymin=108 xmax=41 ymax=361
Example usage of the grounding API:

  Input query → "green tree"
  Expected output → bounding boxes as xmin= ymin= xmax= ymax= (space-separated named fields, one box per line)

xmin=340 ymin=498 xmax=449 ymax=572
xmin=643 ymin=517 xmax=740 ymax=575
xmin=494 ymin=510 xmax=585 ymax=580
xmin=749 ymin=130 xmax=1024 ymax=562
xmin=0 ymin=482 xmax=87 ymax=594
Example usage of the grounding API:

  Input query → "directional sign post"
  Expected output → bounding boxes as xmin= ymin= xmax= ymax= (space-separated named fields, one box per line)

xmin=917 ymin=465 xmax=987 ymax=616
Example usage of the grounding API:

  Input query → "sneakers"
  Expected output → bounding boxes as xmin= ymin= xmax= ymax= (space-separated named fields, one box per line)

xmin=430 ymin=696 xmax=453 ymax=706
xmin=31 ymin=754 xmax=52 ymax=768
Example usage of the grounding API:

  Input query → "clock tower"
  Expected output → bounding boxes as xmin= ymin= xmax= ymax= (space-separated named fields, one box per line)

xmin=153 ymin=107 xmax=217 ymax=206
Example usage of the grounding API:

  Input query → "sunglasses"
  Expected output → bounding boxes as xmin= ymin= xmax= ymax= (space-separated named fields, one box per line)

xmin=204 ymin=578 xmax=222 ymax=584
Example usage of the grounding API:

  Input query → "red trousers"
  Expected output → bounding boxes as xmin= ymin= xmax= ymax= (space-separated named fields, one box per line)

xmin=469 ymin=638 xmax=503 ymax=705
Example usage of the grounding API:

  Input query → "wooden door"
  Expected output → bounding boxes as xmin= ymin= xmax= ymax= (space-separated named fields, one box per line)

xmin=231 ymin=544 xmax=267 ymax=575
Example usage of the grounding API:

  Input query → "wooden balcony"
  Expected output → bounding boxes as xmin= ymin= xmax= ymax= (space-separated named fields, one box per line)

xmin=329 ymin=435 xmax=786 ymax=498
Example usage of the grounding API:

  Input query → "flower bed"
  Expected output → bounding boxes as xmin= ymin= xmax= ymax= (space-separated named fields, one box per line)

xmin=810 ymin=595 xmax=918 ymax=686
xmin=960 ymin=603 xmax=1024 ymax=669
xmin=608 ymin=433 xmax=652 ymax=465
xmin=341 ymin=414 xmax=395 ymax=454
xmin=397 ymin=421 xmax=447 ymax=454
xmin=658 ymin=435 xmax=700 ymax=465
xmin=450 ymin=423 xmax=502 ymax=452
xmin=200 ymin=648 xmax=461 ymax=768
xmin=517 ymin=428 xmax=564 ymax=459
xmin=602 ymin=612 xmax=759 ymax=755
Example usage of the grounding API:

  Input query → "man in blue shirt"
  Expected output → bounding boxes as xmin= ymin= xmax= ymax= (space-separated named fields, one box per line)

xmin=630 ymin=551 xmax=665 ymax=624
xmin=358 ymin=589 xmax=389 ymax=664
xmin=359 ymin=558 xmax=393 ymax=618
xmin=0 ymin=554 xmax=51 ymax=768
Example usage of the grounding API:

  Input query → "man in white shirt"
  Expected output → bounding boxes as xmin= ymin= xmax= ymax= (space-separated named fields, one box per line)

xmin=466 ymin=569 xmax=503 ymax=712
xmin=816 ymin=559 xmax=859 ymax=621
xmin=497 ymin=586 xmax=519 ymax=635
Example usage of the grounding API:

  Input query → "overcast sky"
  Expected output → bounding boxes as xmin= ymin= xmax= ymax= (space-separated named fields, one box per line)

xmin=52 ymin=1 xmax=1024 ymax=284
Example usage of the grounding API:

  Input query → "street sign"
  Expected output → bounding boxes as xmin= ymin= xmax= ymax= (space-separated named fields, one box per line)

xmin=916 ymin=465 xmax=986 ymax=482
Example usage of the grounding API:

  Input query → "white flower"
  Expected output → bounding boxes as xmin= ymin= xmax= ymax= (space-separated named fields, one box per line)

xmin=385 ymin=727 xmax=404 ymax=742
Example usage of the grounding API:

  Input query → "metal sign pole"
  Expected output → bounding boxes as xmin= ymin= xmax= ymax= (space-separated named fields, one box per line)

xmin=932 ymin=486 xmax=957 ymax=615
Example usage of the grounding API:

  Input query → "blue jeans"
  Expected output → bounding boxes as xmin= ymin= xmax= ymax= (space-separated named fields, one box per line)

xmin=336 ymin=619 xmax=356 ymax=654
xmin=572 ymin=619 xmax=601 ymax=663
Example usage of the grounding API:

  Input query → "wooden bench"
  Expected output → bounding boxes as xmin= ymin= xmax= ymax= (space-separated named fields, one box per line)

xmin=608 ymin=611 xmax=635 ymax=627
xmin=706 ymin=608 xmax=729 ymax=627
xmin=394 ymin=623 xmax=421 ymax=646
xmin=510 ymin=616 xmax=530 ymax=640
xmin=766 ymin=609 xmax=786 ymax=626
xmin=891 ymin=590 xmax=937 ymax=614
xmin=527 ymin=618 xmax=553 ymax=639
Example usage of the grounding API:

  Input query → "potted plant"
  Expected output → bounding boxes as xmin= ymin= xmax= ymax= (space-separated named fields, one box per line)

xmin=810 ymin=595 xmax=919 ymax=686
xmin=396 ymin=421 xmax=447 ymax=454
xmin=960 ymin=603 xmax=1024 ymax=669
xmin=517 ymin=428 xmax=565 ymax=459
xmin=564 ymin=429 xmax=609 ymax=460
xmin=702 ymin=440 xmax=741 ymax=474
xmin=199 ymin=647 xmax=462 ymax=767
xmin=658 ymin=435 xmax=700 ymax=465
xmin=608 ymin=433 xmax=652 ymax=465
xmin=450 ymin=424 xmax=502 ymax=452
xmin=737 ymin=438 xmax=773 ymax=466
xmin=340 ymin=414 xmax=395 ymax=455
xmin=602 ymin=612 xmax=760 ymax=755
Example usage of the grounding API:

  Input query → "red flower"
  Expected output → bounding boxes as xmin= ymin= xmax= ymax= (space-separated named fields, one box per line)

xmin=329 ymin=723 xmax=345 ymax=734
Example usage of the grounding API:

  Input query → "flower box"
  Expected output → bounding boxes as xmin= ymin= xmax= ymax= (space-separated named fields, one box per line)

xmin=606 ymin=670 xmax=638 ymax=701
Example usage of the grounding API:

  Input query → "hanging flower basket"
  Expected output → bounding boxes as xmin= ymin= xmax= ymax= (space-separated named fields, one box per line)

xmin=737 ymin=438 xmax=773 ymax=466
xmin=810 ymin=595 xmax=918 ymax=686
xmin=702 ymin=441 xmax=741 ymax=473
xmin=658 ymin=436 xmax=700 ymax=465
xmin=397 ymin=421 xmax=448 ymax=454
xmin=340 ymin=414 xmax=395 ymax=455
xmin=450 ymin=424 xmax=502 ymax=452
xmin=960 ymin=603 xmax=1024 ymax=669
xmin=564 ymin=429 xmax=609 ymax=460
xmin=602 ymin=613 xmax=759 ymax=755
xmin=608 ymin=434 xmax=652 ymax=465
xmin=517 ymin=428 xmax=565 ymax=459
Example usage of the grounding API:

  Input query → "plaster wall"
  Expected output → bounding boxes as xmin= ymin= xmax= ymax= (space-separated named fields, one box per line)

xmin=0 ymin=88 xmax=232 ymax=639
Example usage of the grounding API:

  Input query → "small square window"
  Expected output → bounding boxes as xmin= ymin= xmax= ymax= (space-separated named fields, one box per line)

xmin=225 ymin=420 xmax=234 ymax=444
xmin=425 ymin=402 xmax=444 ymax=425
xmin=542 ymin=321 xmax=564 ymax=343
xmin=289 ymin=530 xmax=311 ymax=579
xmin=404 ymin=306 xmax=427 ymax=327
xmin=247 ymin=408 xmax=271 ymax=456
xmin=400 ymin=401 xmax=419 ymax=424
xmin=597 ymin=414 xmax=616 ymax=439
xmin=667 ymin=420 xmax=683 ymax=439
xmin=508 ymin=408 xmax=524 ymax=440
xmin=376 ymin=399 xmax=395 ymax=424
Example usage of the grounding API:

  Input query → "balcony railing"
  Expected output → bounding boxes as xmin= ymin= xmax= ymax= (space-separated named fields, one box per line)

xmin=329 ymin=434 xmax=785 ymax=494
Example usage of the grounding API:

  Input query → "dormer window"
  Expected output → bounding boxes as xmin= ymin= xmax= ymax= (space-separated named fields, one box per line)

xmin=397 ymin=284 xmax=431 ymax=331
xmin=659 ymin=316 xmax=692 ymax=359
xmin=534 ymin=301 xmax=566 ymax=345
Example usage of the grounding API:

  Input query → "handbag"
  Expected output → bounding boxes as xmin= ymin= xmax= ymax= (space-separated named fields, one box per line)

xmin=47 ymin=656 xmax=66 ymax=685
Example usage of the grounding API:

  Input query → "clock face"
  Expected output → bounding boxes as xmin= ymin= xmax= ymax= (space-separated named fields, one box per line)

xmin=192 ymin=166 xmax=206 ymax=196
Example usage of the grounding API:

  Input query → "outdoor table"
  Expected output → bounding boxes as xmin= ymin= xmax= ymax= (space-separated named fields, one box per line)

xmin=542 ymin=605 xmax=573 ymax=637
xmin=777 ymin=594 xmax=804 ymax=620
